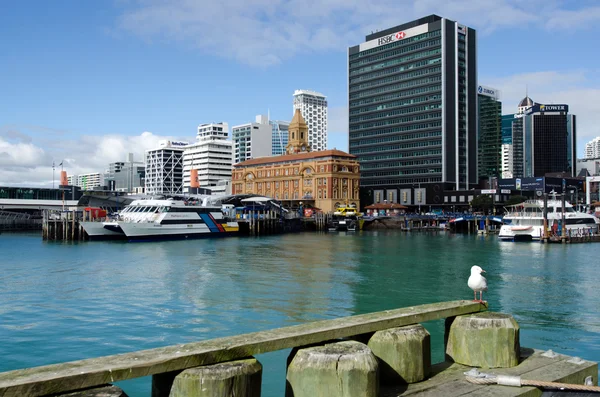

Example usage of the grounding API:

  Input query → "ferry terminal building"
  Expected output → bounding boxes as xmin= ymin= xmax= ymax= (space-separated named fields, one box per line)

xmin=232 ymin=109 xmax=360 ymax=212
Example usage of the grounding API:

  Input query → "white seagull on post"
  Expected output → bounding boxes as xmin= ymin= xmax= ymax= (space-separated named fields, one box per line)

xmin=468 ymin=265 xmax=487 ymax=303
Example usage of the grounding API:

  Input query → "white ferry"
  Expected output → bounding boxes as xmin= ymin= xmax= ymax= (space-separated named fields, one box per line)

xmin=81 ymin=197 xmax=239 ymax=241
xmin=498 ymin=199 xmax=599 ymax=242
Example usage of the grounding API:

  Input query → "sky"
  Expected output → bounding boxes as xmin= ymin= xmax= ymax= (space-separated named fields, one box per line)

xmin=1 ymin=0 xmax=600 ymax=187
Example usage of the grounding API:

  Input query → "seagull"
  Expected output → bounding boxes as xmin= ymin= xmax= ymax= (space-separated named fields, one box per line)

xmin=468 ymin=265 xmax=487 ymax=303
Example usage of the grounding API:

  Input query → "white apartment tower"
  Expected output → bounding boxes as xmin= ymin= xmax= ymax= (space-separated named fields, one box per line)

xmin=232 ymin=115 xmax=272 ymax=164
xmin=293 ymin=90 xmax=327 ymax=152
xmin=585 ymin=137 xmax=600 ymax=159
xmin=501 ymin=144 xmax=513 ymax=178
xmin=145 ymin=140 xmax=188 ymax=195
xmin=67 ymin=173 xmax=104 ymax=189
xmin=182 ymin=122 xmax=233 ymax=192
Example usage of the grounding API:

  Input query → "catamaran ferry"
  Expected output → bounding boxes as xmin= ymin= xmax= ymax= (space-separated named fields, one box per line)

xmin=498 ymin=199 xmax=599 ymax=242
xmin=81 ymin=197 xmax=239 ymax=241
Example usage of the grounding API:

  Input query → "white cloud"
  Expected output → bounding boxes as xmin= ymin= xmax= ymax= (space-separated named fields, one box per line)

xmin=0 ymin=127 xmax=189 ymax=187
xmin=115 ymin=0 xmax=600 ymax=66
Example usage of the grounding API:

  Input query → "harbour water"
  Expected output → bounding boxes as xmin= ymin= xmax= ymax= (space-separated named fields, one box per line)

xmin=1 ymin=231 xmax=599 ymax=396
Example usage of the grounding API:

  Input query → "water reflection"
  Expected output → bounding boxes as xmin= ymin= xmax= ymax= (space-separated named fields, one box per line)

xmin=1 ymin=232 xmax=599 ymax=396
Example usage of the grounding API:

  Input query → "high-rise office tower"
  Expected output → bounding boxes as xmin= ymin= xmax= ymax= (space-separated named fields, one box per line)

xmin=232 ymin=115 xmax=272 ymax=164
xmin=271 ymin=120 xmax=290 ymax=156
xmin=182 ymin=123 xmax=232 ymax=191
xmin=348 ymin=15 xmax=477 ymax=206
xmin=293 ymin=90 xmax=327 ymax=152
xmin=523 ymin=104 xmax=576 ymax=177
xmin=477 ymin=85 xmax=502 ymax=181
xmin=145 ymin=140 xmax=187 ymax=195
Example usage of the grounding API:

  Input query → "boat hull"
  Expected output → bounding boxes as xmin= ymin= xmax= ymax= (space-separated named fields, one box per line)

xmin=80 ymin=221 xmax=127 ymax=241
xmin=117 ymin=221 xmax=240 ymax=242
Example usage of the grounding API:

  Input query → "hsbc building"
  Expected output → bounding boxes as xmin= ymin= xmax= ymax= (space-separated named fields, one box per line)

xmin=348 ymin=15 xmax=477 ymax=208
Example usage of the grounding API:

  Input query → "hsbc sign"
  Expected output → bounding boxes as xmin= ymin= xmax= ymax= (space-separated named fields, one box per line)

xmin=359 ymin=24 xmax=429 ymax=51
xmin=377 ymin=31 xmax=406 ymax=46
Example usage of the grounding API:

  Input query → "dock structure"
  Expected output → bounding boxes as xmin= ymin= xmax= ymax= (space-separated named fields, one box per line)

xmin=42 ymin=209 xmax=90 ymax=241
xmin=0 ymin=300 xmax=596 ymax=397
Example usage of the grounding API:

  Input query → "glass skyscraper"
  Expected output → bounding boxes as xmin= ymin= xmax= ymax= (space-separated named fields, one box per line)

xmin=270 ymin=120 xmax=290 ymax=156
xmin=477 ymin=86 xmax=502 ymax=180
xmin=348 ymin=15 xmax=477 ymax=207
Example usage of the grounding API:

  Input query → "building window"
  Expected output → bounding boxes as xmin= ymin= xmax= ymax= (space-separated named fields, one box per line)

xmin=318 ymin=190 xmax=322 ymax=199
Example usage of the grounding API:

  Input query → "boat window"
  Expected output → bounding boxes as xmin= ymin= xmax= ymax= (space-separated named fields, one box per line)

xmin=565 ymin=207 xmax=575 ymax=213
xmin=163 ymin=206 xmax=171 ymax=213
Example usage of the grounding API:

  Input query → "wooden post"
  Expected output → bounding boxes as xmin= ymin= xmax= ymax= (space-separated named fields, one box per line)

xmin=367 ymin=324 xmax=431 ymax=384
xmin=446 ymin=312 xmax=520 ymax=368
xmin=286 ymin=340 xmax=378 ymax=397
xmin=167 ymin=358 xmax=262 ymax=397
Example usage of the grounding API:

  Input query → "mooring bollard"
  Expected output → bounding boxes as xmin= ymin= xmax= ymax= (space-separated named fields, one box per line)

xmin=446 ymin=312 xmax=520 ymax=368
xmin=169 ymin=358 xmax=262 ymax=397
xmin=368 ymin=324 xmax=431 ymax=384
xmin=56 ymin=385 xmax=129 ymax=396
xmin=286 ymin=340 xmax=378 ymax=397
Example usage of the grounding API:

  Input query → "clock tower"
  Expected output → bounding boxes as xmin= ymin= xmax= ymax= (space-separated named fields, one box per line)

xmin=286 ymin=109 xmax=311 ymax=155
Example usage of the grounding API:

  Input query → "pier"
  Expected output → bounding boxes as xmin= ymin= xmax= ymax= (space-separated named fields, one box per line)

xmin=0 ymin=300 xmax=596 ymax=396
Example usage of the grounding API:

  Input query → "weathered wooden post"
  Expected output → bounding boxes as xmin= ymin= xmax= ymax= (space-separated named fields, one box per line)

xmin=446 ymin=312 xmax=520 ymax=368
xmin=286 ymin=340 xmax=378 ymax=397
xmin=367 ymin=324 xmax=431 ymax=384
xmin=166 ymin=358 xmax=262 ymax=397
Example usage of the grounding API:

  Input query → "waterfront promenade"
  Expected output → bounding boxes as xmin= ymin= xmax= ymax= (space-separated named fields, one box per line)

xmin=1 ymin=232 xmax=599 ymax=395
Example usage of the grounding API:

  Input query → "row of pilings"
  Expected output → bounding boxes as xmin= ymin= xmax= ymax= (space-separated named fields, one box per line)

xmin=42 ymin=210 xmax=91 ymax=241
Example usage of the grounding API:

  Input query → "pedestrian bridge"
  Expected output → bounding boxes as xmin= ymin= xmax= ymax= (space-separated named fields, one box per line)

xmin=0 ymin=198 xmax=79 ymax=211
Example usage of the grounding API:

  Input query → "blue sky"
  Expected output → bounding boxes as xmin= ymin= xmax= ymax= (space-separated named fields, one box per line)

xmin=1 ymin=0 xmax=600 ymax=186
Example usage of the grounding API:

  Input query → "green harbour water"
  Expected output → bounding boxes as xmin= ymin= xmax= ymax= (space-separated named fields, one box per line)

xmin=1 ymin=230 xmax=599 ymax=395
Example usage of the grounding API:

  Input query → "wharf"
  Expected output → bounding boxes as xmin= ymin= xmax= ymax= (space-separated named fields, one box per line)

xmin=383 ymin=348 xmax=595 ymax=396
xmin=0 ymin=300 xmax=596 ymax=397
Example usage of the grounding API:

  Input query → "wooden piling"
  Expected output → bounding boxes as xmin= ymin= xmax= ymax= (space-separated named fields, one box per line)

xmin=446 ymin=312 xmax=520 ymax=368
xmin=167 ymin=358 xmax=262 ymax=397
xmin=286 ymin=340 xmax=378 ymax=397
xmin=368 ymin=324 xmax=431 ymax=384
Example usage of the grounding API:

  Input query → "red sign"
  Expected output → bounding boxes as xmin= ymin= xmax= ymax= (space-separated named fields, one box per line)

xmin=395 ymin=31 xmax=405 ymax=39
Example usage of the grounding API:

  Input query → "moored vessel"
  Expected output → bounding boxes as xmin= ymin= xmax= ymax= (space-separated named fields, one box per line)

xmin=81 ymin=197 xmax=239 ymax=241
xmin=498 ymin=199 xmax=598 ymax=242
